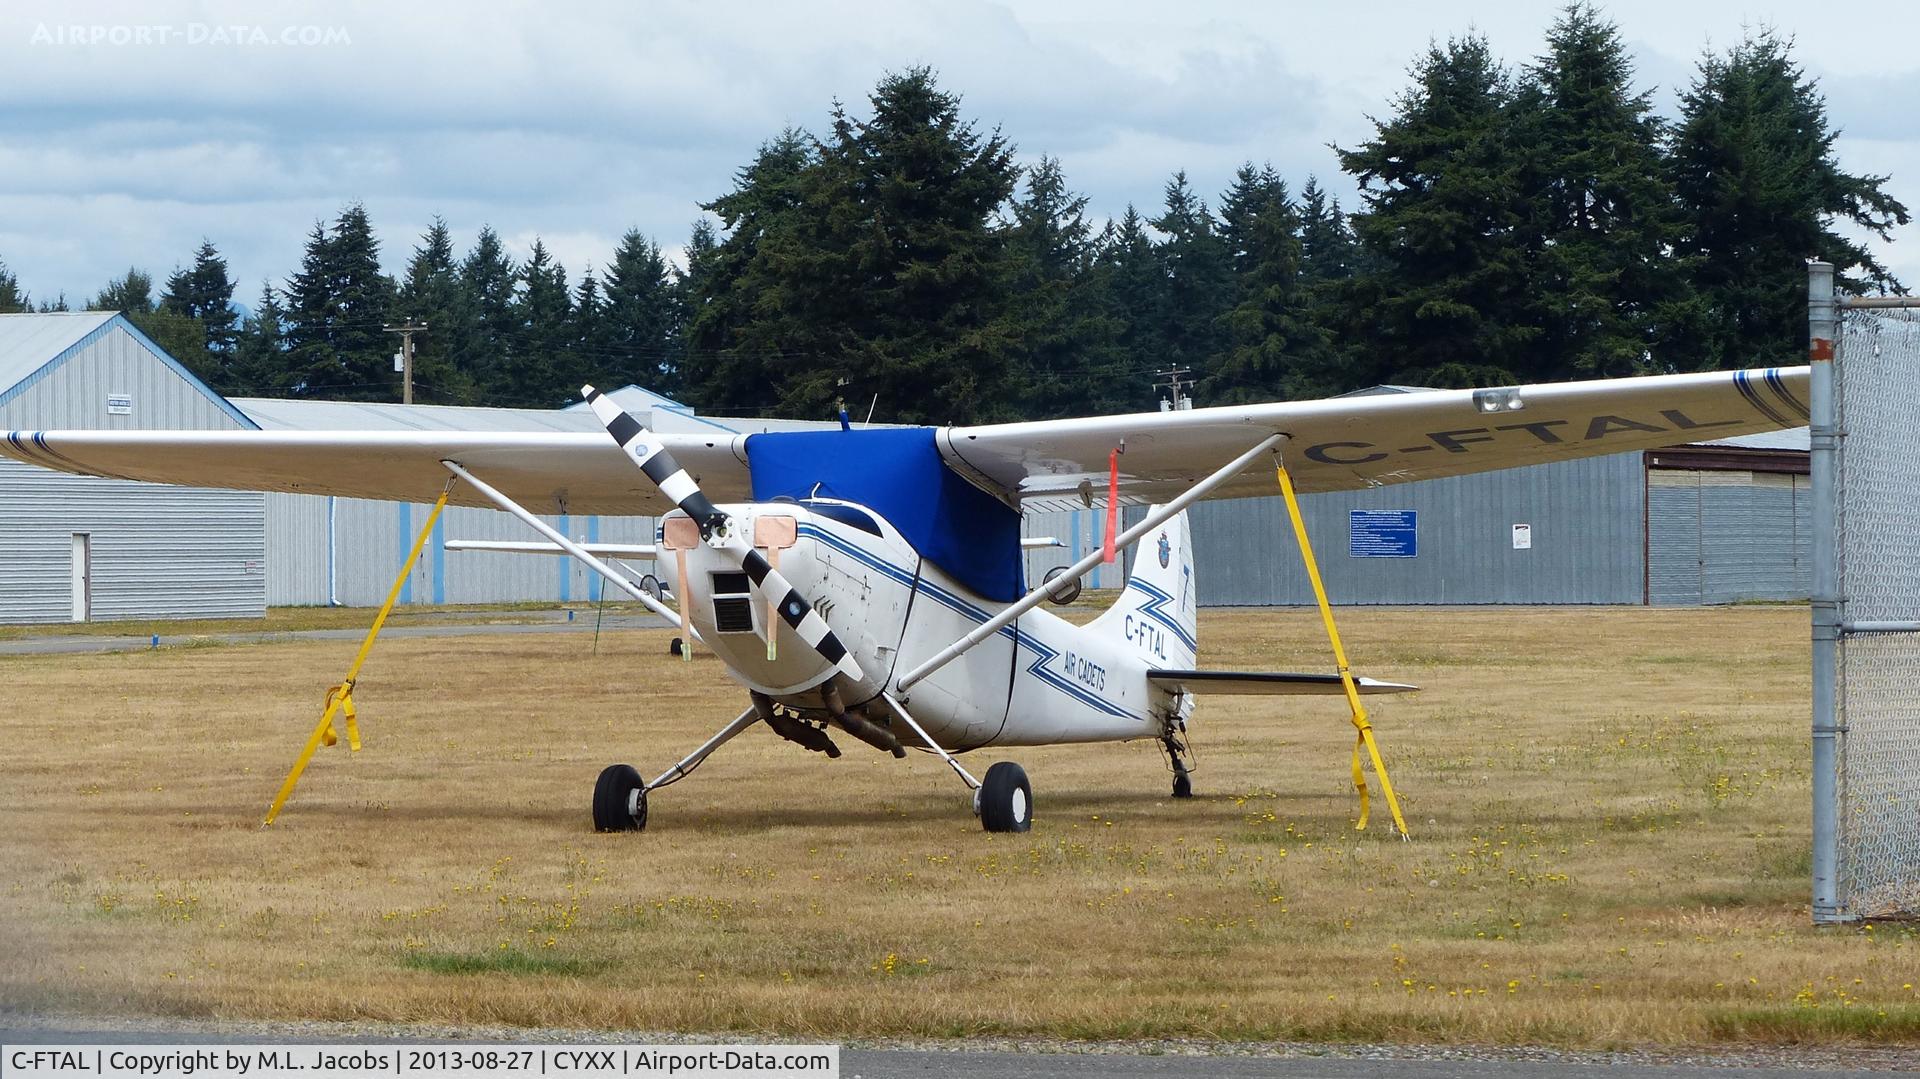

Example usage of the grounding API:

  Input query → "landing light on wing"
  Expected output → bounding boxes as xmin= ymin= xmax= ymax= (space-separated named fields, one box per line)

xmin=1472 ymin=387 xmax=1526 ymax=413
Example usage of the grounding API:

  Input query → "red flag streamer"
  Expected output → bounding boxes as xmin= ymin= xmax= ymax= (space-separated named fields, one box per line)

xmin=1103 ymin=447 xmax=1120 ymax=563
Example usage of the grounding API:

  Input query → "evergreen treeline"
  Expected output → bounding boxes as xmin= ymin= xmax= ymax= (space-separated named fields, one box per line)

xmin=0 ymin=8 xmax=1905 ymax=421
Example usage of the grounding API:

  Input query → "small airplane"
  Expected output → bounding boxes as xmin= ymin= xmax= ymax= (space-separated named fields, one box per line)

xmin=0 ymin=365 xmax=1811 ymax=832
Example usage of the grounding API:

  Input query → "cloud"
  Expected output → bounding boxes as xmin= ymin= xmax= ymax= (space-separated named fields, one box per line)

xmin=0 ymin=0 xmax=1913 ymax=303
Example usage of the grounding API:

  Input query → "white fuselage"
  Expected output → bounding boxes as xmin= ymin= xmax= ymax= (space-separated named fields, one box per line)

xmin=665 ymin=499 xmax=1186 ymax=751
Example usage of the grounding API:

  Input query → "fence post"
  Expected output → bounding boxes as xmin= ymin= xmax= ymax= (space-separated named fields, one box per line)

xmin=1808 ymin=259 xmax=1845 ymax=924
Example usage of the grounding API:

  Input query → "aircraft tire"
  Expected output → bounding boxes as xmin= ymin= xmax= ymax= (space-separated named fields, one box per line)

xmin=979 ymin=761 xmax=1032 ymax=833
xmin=592 ymin=764 xmax=648 ymax=832
xmin=1172 ymin=772 xmax=1193 ymax=799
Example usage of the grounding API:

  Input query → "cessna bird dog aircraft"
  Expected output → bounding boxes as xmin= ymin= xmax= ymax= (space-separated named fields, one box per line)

xmin=1 ymin=366 xmax=1810 ymax=832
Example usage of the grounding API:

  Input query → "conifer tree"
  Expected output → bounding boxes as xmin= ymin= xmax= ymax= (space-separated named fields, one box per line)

xmin=1293 ymin=177 xmax=1360 ymax=393
xmin=1002 ymin=157 xmax=1127 ymax=417
xmin=1217 ymin=163 xmax=1290 ymax=282
xmin=570 ymin=267 xmax=611 ymax=392
xmin=684 ymin=132 xmax=817 ymax=411
xmin=231 ymin=282 xmax=289 ymax=396
xmin=704 ymin=69 xmax=1020 ymax=423
xmin=806 ymin=68 xmax=1018 ymax=422
xmin=1093 ymin=205 xmax=1163 ymax=397
xmin=1525 ymin=3 xmax=1684 ymax=378
xmin=1205 ymin=176 xmax=1332 ymax=402
xmin=1667 ymin=30 xmax=1909 ymax=370
xmin=1337 ymin=35 xmax=1539 ymax=388
xmin=394 ymin=218 xmax=473 ymax=403
xmin=600 ymin=229 xmax=677 ymax=397
xmin=673 ymin=220 xmax=718 ymax=397
xmin=1297 ymin=177 xmax=1357 ymax=285
xmin=503 ymin=238 xmax=572 ymax=406
xmin=160 ymin=240 xmax=240 ymax=357
xmin=283 ymin=206 xmax=396 ymax=400
xmin=0 ymin=256 xmax=26 ymax=313
xmin=1151 ymin=172 xmax=1233 ymax=386
xmin=458 ymin=226 xmax=518 ymax=402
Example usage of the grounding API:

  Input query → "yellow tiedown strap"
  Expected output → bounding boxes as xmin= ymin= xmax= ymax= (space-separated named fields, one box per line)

xmin=1275 ymin=462 xmax=1411 ymax=839
xmin=264 ymin=481 xmax=454 ymax=826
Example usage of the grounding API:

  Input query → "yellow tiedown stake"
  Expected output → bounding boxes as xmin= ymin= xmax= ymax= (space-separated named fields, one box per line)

xmin=263 ymin=480 xmax=455 ymax=826
xmin=1274 ymin=458 xmax=1411 ymax=839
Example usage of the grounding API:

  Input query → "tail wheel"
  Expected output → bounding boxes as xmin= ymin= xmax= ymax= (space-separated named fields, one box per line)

xmin=592 ymin=763 xmax=648 ymax=832
xmin=978 ymin=761 xmax=1033 ymax=833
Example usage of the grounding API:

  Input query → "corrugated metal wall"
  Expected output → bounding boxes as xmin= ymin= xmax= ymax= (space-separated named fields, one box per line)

xmin=265 ymin=492 xmax=659 ymax=607
xmin=1026 ymin=453 xmax=1647 ymax=605
xmin=1647 ymin=470 xmax=1810 ymax=605
xmin=1022 ymin=508 xmax=1135 ymax=592
xmin=0 ymin=460 xmax=265 ymax=621
xmin=0 ymin=320 xmax=252 ymax=431
xmin=0 ymin=320 xmax=265 ymax=623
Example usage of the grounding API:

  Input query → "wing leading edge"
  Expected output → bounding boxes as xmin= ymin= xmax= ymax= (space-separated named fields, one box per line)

xmin=942 ymin=366 xmax=1810 ymax=509
xmin=0 ymin=429 xmax=753 ymax=515
xmin=2 ymin=366 xmax=1807 ymax=515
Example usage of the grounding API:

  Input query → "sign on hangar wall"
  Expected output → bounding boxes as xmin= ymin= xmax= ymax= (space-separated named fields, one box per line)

xmin=1348 ymin=510 xmax=1417 ymax=558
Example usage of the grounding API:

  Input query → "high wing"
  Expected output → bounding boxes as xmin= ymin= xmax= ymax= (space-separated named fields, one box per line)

xmin=1 ymin=366 xmax=1807 ymax=512
xmin=942 ymin=366 xmax=1809 ymax=509
xmin=0 ymin=429 xmax=750 ymax=515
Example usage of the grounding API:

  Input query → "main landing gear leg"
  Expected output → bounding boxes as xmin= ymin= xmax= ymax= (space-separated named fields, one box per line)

xmin=874 ymin=692 xmax=1031 ymax=833
xmin=1165 ymin=730 xmax=1194 ymax=799
xmin=592 ymin=706 xmax=760 ymax=833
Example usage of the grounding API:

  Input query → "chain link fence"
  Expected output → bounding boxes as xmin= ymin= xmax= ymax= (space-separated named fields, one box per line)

xmin=1827 ymin=298 xmax=1920 ymax=920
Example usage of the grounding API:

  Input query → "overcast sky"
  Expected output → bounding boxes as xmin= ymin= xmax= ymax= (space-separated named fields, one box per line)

xmin=2 ymin=0 xmax=1916 ymax=309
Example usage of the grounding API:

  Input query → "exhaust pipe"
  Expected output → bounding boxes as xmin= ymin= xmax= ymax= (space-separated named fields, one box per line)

xmin=822 ymin=682 xmax=906 ymax=758
xmin=752 ymin=691 xmax=841 ymax=758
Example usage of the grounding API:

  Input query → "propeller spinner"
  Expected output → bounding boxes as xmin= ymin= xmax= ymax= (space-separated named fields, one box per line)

xmin=581 ymin=385 xmax=863 ymax=683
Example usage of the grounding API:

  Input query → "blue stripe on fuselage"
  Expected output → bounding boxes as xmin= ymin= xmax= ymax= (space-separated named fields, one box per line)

xmin=795 ymin=522 xmax=1142 ymax=720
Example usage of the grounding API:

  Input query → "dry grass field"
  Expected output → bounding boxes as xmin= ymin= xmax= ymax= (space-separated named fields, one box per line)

xmin=2 ymin=604 xmax=1915 ymax=1048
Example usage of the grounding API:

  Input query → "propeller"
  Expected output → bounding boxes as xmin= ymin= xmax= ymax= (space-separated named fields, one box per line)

xmin=581 ymin=386 xmax=863 ymax=682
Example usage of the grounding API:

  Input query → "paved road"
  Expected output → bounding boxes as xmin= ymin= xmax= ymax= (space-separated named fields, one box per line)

xmin=0 ymin=613 xmax=674 ymax=656
xmin=2 ymin=1026 xmax=1912 ymax=1078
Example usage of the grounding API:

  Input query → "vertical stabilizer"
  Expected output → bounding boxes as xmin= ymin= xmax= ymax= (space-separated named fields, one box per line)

xmin=1089 ymin=508 xmax=1198 ymax=669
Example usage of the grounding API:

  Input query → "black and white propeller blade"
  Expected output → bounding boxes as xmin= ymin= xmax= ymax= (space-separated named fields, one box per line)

xmin=581 ymin=385 xmax=863 ymax=682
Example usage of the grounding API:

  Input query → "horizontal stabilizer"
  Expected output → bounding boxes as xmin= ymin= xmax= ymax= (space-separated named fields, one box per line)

xmin=1148 ymin=670 xmax=1418 ymax=696
xmin=445 ymin=539 xmax=657 ymax=559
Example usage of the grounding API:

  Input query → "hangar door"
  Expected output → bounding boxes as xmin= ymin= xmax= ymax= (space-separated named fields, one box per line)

xmin=1647 ymin=468 xmax=1810 ymax=605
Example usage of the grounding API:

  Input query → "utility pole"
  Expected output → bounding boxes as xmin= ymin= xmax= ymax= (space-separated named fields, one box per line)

xmin=1153 ymin=368 xmax=1194 ymax=411
xmin=385 ymin=322 xmax=427 ymax=405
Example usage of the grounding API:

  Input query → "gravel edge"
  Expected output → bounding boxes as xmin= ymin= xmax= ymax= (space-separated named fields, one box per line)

xmin=1 ymin=1012 xmax=1916 ymax=1072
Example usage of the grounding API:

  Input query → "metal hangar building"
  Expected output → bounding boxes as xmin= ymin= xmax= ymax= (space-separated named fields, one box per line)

xmin=0 ymin=312 xmax=265 ymax=623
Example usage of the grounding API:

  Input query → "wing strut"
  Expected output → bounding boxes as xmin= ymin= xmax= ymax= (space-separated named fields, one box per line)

xmin=896 ymin=432 xmax=1286 ymax=693
xmin=1274 ymin=444 xmax=1411 ymax=840
xmin=440 ymin=460 xmax=685 ymax=629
